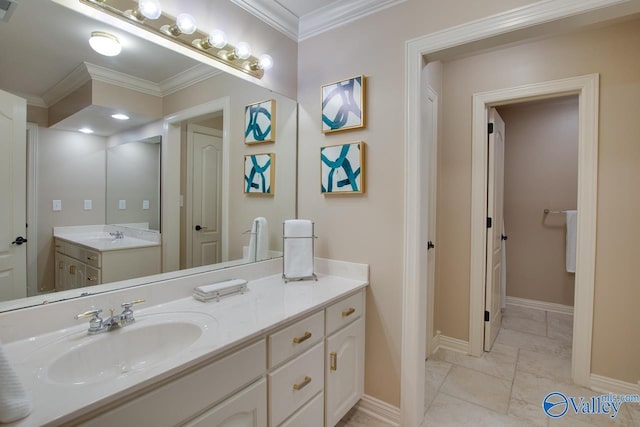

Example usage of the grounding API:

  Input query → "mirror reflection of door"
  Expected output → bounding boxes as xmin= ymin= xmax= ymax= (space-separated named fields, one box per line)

xmin=187 ymin=123 xmax=223 ymax=268
xmin=0 ymin=89 xmax=27 ymax=300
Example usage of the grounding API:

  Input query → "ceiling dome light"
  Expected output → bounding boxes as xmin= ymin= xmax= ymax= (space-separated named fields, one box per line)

xmin=138 ymin=0 xmax=162 ymax=19
xmin=161 ymin=13 xmax=197 ymax=36
xmin=111 ymin=113 xmax=130 ymax=121
xmin=258 ymin=54 xmax=273 ymax=70
xmin=89 ymin=31 xmax=121 ymax=56
xmin=79 ymin=128 xmax=95 ymax=134
xmin=235 ymin=42 xmax=251 ymax=60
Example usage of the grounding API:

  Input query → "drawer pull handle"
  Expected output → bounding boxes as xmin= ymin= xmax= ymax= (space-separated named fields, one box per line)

xmin=87 ymin=276 xmax=98 ymax=282
xmin=330 ymin=352 xmax=337 ymax=371
xmin=292 ymin=331 xmax=312 ymax=344
xmin=293 ymin=376 xmax=312 ymax=391
xmin=87 ymin=255 xmax=98 ymax=261
xmin=69 ymin=265 xmax=76 ymax=275
xmin=342 ymin=307 xmax=356 ymax=318
xmin=58 ymin=261 xmax=64 ymax=269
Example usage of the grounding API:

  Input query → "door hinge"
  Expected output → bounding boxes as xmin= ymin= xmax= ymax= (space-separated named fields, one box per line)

xmin=488 ymin=123 xmax=494 ymax=134
xmin=484 ymin=310 xmax=490 ymax=322
xmin=486 ymin=217 xmax=492 ymax=228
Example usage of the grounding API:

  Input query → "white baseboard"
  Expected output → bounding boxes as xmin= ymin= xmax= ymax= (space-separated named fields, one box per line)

xmin=506 ymin=296 xmax=574 ymax=315
xmin=431 ymin=333 xmax=469 ymax=354
xmin=590 ymin=374 xmax=640 ymax=395
xmin=355 ymin=394 xmax=400 ymax=426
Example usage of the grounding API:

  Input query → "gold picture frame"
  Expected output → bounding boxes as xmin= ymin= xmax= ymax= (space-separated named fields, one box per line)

xmin=244 ymin=153 xmax=275 ymax=195
xmin=321 ymin=75 xmax=366 ymax=133
xmin=244 ymin=99 xmax=276 ymax=144
xmin=320 ymin=141 xmax=365 ymax=194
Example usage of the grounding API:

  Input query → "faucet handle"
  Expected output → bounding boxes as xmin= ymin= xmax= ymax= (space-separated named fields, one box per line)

xmin=75 ymin=308 xmax=102 ymax=320
xmin=121 ymin=299 xmax=145 ymax=310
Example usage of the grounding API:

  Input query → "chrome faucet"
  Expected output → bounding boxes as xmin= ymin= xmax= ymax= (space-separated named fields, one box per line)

xmin=109 ymin=231 xmax=124 ymax=239
xmin=75 ymin=299 xmax=145 ymax=334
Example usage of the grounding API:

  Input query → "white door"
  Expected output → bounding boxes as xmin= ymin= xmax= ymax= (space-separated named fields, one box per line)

xmin=424 ymin=87 xmax=438 ymax=356
xmin=484 ymin=108 xmax=505 ymax=351
xmin=188 ymin=124 xmax=223 ymax=267
xmin=0 ymin=90 xmax=27 ymax=301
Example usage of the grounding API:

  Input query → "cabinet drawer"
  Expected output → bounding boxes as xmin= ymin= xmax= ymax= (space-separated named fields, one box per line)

xmin=269 ymin=310 xmax=324 ymax=368
xmin=326 ymin=291 xmax=364 ymax=336
xmin=84 ymin=249 xmax=101 ymax=268
xmin=85 ymin=266 xmax=101 ymax=286
xmin=81 ymin=339 xmax=266 ymax=427
xmin=268 ymin=342 xmax=324 ymax=427
xmin=280 ymin=391 xmax=324 ymax=427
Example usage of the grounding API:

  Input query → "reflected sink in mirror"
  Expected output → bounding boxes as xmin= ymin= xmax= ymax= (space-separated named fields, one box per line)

xmin=40 ymin=313 xmax=216 ymax=385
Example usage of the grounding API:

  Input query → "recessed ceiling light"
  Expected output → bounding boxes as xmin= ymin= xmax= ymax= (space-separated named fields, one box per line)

xmin=111 ymin=113 xmax=130 ymax=120
xmin=89 ymin=31 xmax=122 ymax=57
xmin=79 ymin=128 xmax=94 ymax=134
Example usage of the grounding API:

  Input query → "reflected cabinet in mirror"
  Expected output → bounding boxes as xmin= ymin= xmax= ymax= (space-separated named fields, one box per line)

xmin=0 ymin=0 xmax=296 ymax=311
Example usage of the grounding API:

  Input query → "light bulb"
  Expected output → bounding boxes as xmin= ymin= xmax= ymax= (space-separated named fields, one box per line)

xmin=258 ymin=54 xmax=273 ymax=70
xmin=79 ymin=128 xmax=94 ymax=134
xmin=176 ymin=13 xmax=197 ymax=35
xmin=111 ymin=113 xmax=130 ymax=121
xmin=208 ymin=29 xmax=227 ymax=49
xmin=89 ymin=32 xmax=121 ymax=56
xmin=235 ymin=42 xmax=251 ymax=60
xmin=138 ymin=0 xmax=162 ymax=19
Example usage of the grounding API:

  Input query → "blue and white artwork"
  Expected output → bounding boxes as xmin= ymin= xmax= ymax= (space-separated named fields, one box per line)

xmin=321 ymin=142 xmax=365 ymax=194
xmin=245 ymin=99 xmax=276 ymax=144
xmin=322 ymin=76 xmax=365 ymax=133
xmin=244 ymin=153 xmax=275 ymax=194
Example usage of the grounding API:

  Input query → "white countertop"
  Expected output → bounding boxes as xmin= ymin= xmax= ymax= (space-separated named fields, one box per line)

xmin=55 ymin=234 xmax=160 ymax=252
xmin=53 ymin=225 xmax=160 ymax=252
xmin=4 ymin=271 xmax=367 ymax=426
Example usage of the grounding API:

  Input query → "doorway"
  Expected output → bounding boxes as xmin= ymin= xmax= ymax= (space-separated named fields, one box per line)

xmin=484 ymin=97 xmax=579 ymax=365
xmin=469 ymin=75 xmax=599 ymax=389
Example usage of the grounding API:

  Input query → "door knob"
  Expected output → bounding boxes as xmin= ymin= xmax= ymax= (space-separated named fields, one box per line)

xmin=427 ymin=241 xmax=435 ymax=250
xmin=501 ymin=234 xmax=508 ymax=241
xmin=195 ymin=225 xmax=208 ymax=231
xmin=11 ymin=236 xmax=27 ymax=245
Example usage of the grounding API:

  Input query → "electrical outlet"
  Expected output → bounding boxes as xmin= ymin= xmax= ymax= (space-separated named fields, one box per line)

xmin=118 ymin=200 xmax=126 ymax=210
xmin=84 ymin=200 xmax=92 ymax=210
xmin=142 ymin=200 xmax=150 ymax=210
xmin=52 ymin=200 xmax=62 ymax=211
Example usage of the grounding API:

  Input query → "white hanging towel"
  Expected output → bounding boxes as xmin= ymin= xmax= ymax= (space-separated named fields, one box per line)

xmin=565 ymin=210 xmax=577 ymax=273
xmin=248 ymin=217 xmax=269 ymax=262
xmin=283 ymin=219 xmax=314 ymax=279
xmin=0 ymin=341 xmax=32 ymax=423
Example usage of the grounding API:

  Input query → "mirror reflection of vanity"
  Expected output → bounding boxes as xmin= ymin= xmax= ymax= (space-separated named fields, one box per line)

xmin=0 ymin=0 xmax=297 ymax=310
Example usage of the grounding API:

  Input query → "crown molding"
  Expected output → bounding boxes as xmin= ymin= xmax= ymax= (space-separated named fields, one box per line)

xmin=42 ymin=63 xmax=92 ymax=106
xmin=299 ymin=0 xmax=407 ymax=41
xmin=85 ymin=62 xmax=162 ymax=97
xmin=160 ymin=64 xmax=223 ymax=96
xmin=228 ymin=0 xmax=298 ymax=41
xmin=11 ymin=91 xmax=48 ymax=108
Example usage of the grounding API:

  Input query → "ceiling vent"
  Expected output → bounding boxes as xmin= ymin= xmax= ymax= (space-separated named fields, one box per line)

xmin=0 ymin=0 xmax=17 ymax=23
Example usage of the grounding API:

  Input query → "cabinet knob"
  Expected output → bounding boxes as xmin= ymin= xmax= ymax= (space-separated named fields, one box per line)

xmin=330 ymin=352 xmax=337 ymax=371
xmin=87 ymin=276 xmax=98 ymax=282
xmin=292 ymin=331 xmax=312 ymax=344
xmin=342 ymin=307 xmax=356 ymax=318
xmin=87 ymin=255 xmax=98 ymax=261
xmin=292 ymin=376 xmax=312 ymax=391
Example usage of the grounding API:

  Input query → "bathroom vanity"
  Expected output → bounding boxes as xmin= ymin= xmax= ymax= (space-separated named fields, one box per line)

xmin=1 ymin=258 xmax=367 ymax=427
xmin=53 ymin=226 xmax=161 ymax=290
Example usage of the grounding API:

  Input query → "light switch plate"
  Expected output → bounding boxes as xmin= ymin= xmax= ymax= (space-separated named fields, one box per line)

xmin=52 ymin=200 xmax=62 ymax=211
xmin=142 ymin=200 xmax=150 ymax=210
xmin=118 ymin=200 xmax=126 ymax=210
xmin=84 ymin=200 xmax=92 ymax=210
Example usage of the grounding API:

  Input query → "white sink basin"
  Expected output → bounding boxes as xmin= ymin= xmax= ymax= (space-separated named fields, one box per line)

xmin=42 ymin=314 xmax=214 ymax=385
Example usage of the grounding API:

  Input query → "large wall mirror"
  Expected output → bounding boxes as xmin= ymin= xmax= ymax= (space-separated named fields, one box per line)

xmin=0 ymin=0 xmax=297 ymax=311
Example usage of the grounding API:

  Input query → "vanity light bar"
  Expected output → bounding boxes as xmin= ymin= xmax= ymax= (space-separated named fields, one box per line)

xmin=80 ymin=0 xmax=269 ymax=79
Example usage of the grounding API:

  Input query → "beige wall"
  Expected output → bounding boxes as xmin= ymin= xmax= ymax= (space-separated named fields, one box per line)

xmin=297 ymin=0 xmax=540 ymax=407
xmin=36 ymin=128 xmax=106 ymax=292
xmin=48 ymin=81 xmax=92 ymax=127
xmin=436 ymin=19 xmax=640 ymax=384
xmin=498 ymin=98 xmax=578 ymax=306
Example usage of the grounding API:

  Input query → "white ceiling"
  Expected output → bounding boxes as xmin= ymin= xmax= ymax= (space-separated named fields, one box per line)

xmin=274 ymin=0 xmax=335 ymax=18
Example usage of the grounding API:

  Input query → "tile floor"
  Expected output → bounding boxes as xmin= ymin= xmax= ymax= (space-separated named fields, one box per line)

xmin=339 ymin=304 xmax=640 ymax=427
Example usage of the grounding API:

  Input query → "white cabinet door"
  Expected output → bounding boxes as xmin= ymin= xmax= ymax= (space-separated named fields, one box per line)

xmin=184 ymin=378 xmax=266 ymax=427
xmin=325 ymin=317 xmax=364 ymax=427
